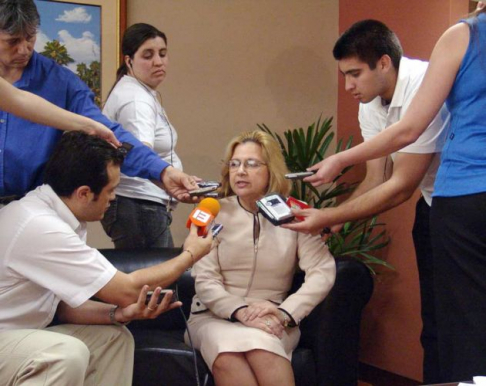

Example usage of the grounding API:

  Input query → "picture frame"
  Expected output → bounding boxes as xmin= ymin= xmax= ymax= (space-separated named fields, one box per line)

xmin=35 ymin=0 xmax=127 ymax=105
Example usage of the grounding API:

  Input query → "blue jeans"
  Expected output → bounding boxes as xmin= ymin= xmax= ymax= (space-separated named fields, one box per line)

xmin=101 ymin=195 xmax=174 ymax=249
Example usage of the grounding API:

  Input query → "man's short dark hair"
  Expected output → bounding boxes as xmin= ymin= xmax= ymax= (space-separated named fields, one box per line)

xmin=333 ymin=19 xmax=403 ymax=70
xmin=44 ymin=132 xmax=125 ymax=197
xmin=0 ymin=0 xmax=40 ymax=37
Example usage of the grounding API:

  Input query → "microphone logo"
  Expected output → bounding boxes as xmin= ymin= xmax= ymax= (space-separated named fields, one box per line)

xmin=191 ymin=209 xmax=213 ymax=226
xmin=186 ymin=198 xmax=221 ymax=236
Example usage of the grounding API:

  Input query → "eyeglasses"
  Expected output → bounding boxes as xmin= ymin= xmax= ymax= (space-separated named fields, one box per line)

xmin=228 ymin=159 xmax=267 ymax=171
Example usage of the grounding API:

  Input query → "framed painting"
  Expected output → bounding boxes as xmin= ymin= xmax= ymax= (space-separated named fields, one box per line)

xmin=34 ymin=0 xmax=127 ymax=106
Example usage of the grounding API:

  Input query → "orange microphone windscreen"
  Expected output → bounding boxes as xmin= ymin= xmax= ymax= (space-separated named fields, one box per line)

xmin=199 ymin=197 xmax=220 ymax=217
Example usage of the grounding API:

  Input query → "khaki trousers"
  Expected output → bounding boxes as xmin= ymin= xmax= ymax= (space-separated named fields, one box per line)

xmin=0 ymin=324 xmax=134 ymax=386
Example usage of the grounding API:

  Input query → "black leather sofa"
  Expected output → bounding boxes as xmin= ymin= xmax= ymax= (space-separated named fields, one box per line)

xmin=100 ymin=248 xmax=374 ymax=386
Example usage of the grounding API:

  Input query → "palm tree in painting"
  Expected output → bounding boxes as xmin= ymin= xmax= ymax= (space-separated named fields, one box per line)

xmin=40 ymin=40 xmax=102 ymax=107
xmin=77 ymin=61 xmax=101 ymax=106
xmin=41 ymin=40 xmax=74 ymax=66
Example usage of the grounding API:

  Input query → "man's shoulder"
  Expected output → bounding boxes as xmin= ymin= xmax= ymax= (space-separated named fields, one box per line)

xmin=0 ymin=198 xmax=64 ymax=254
xmin=398 ymin=57 xmax=429 ymax=83
xmin=31 ymin=52 xmax=86 ymax=87
xmin=0 ymin=196 xmax=66 ymax=229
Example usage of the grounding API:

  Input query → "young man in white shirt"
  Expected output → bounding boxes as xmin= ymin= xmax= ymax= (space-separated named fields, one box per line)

xmin=284 ymin=20 xmax=449 ymax=384
xmin=0 ymin=132 xmax=213 ymax=385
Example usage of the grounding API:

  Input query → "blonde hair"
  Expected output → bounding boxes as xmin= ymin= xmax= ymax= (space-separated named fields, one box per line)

xmin=220 ymin=130 xmax=291 ymax=198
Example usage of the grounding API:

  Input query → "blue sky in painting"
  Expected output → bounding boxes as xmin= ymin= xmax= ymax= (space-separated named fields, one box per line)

xmin=34 ymin=0 xmax=101 ymax=72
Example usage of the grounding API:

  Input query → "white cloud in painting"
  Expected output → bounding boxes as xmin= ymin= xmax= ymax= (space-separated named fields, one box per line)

xmin=55 ymin=7 xmax=92 ymax=24
xmin=35 ymin=28 xmax=100 ymax=73
xmin=34 ymin=30 xmax=50 ymax=52
xmin=57 ymin=30 xmax=100 ymax=71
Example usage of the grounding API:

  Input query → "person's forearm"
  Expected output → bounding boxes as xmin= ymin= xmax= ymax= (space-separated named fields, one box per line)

xmin=128 ymin=251 xmax=194 ymax=290
xmin=56 ymin=300 xmax=117 ymax=325
xmin=324 ymin=177 xmax=416 ymax=226
xmin=110 ymin=121 xmax=169 ymax=181
xmin=6 ymin=86 xmax=99 ymax=132
xmin=341 ymin=171 xmax=383 ymax=205
xmin=334 ymin=121 xmax=419 ymax=171
xmin=96 ymin=250 xmax=195 ymax=308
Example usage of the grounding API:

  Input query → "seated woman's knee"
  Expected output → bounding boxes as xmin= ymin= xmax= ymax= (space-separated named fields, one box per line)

xmin=247 ymin=349 xmax=283 ymax=365
xmin=212 ymin=352 xmax=244 ymax=373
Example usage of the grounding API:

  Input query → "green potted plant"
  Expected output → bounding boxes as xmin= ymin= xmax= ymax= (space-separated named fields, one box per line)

xmin=258 ymin=116 xmax=392 ymax=274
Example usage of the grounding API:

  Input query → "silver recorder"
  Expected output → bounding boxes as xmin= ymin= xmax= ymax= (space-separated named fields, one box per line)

xmin=256 ymin=193 xmax=294 ymax=225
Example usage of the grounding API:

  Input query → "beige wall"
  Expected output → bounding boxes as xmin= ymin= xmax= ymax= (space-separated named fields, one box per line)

xmin=87 ymin=0 xmax=339 ymax=248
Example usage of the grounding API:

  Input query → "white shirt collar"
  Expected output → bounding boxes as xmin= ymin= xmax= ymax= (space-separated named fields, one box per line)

xmin=26 ymin=184 xmax=84 ymax=234
xmin=387 ymin=57 xmax=413 ymax=109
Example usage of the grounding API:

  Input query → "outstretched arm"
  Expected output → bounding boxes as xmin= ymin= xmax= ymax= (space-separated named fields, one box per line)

xmin=95 ymin=224 xmax=214 ymax=307
xmin=57 ymin=285 xmax=181 ymax=325
xmin=284 ymin=152 xmax=434 ymax=234
xmin=305 ymin=22 xmax=469 ymax=185
xmin=0 ymin=77 xmax=120 ymax=146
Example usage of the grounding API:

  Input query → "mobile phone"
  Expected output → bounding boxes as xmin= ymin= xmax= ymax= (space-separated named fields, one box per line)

xmin=189 ymin=185 xmax=219 ymax=197
xmin=197 ymin=181 xmax=221 ymax=189
xmin=202 ymin=192 xmax=220 ymax=198
xmin=284 ymin=171 xmax=316 ymax=180
xmin=145 ymin=289 xmax=177 ymax=305
xmin=211 ymin=223 xmax=223 ymax=237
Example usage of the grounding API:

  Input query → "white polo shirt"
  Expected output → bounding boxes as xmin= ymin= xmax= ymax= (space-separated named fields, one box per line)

xmin=0 ymin=185 xmax=117 ymax=330
xmin=359 ymin=57 xmax=450 ymax=205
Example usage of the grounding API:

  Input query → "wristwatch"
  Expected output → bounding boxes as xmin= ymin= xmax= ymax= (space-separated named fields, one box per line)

xmin=109 ymin=305 xmax=130 ymax=326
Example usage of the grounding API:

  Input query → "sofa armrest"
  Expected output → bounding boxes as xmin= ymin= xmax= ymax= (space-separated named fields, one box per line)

xmin=297 ymin=256 xmax=374 ymax=386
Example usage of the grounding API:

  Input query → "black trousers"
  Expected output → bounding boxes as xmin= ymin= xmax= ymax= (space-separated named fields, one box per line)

xmin=430 ymin=192 xmax=486 ymax=382
xmin=412 ymin=197 xmax=440 ymax=384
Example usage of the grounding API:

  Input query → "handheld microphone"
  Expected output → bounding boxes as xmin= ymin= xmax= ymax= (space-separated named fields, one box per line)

xmin=186 ymin=198 xmax=221 ymax=236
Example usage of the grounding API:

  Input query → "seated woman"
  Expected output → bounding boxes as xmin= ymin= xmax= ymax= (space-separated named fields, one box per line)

xmin=185 ymin=130 xmax=336 ymax=385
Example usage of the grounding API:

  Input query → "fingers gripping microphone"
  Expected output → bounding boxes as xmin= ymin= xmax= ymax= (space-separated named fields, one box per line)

xmin=186 ymin=198 xmax=221 ymax=236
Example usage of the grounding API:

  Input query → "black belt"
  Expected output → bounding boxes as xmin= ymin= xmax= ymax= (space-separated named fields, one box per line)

xmin=0 ymin=195 xmax=21 ymax=205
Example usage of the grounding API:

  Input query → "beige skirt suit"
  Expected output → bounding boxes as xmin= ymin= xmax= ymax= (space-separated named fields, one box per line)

xmin=184 ymin=196 xmax=336 ymax=370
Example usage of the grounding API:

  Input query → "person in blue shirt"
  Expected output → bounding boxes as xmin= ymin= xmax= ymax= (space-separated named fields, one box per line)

xmin=0 ymin=0 xmax=197 ymax=201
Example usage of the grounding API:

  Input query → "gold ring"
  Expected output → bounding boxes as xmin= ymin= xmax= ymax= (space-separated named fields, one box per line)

xmin=147 ymin=306 xmax=156 ymax=311
xmin=265 ymin=319 xmax=271 ymax=327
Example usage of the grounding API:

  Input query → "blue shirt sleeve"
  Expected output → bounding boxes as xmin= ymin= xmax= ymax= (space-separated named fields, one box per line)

xmin=65 ymin=77 xmax=170 ymax=181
